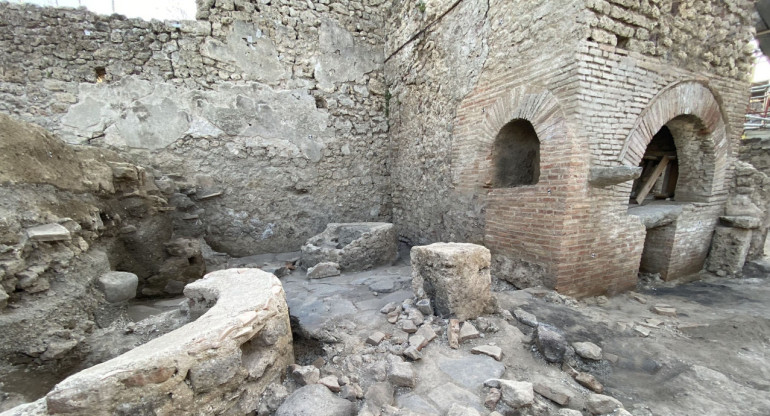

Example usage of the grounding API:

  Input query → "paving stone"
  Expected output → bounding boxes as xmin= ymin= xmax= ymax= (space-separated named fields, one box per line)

xmin=369 ymin=280 xmax=396 ymax=293
xmin=439 ymin=355 xmax=505 ymax=390
xmin=471 ymin=345 xmax=503 ymax=361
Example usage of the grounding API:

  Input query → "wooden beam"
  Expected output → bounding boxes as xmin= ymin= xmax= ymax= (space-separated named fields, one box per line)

xmin=635 ymin=157 xmax=670 ymax=204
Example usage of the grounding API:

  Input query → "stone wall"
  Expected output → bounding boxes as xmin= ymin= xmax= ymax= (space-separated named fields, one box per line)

xmin=0 ymin=0 xmax=392 ymax=256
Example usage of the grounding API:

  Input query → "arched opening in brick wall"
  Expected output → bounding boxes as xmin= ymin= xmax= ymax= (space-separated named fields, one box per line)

xmin=492 ymin=118 xmax=540 ymax=188
xmin=630 ymin=115 xmax=714 ymax=205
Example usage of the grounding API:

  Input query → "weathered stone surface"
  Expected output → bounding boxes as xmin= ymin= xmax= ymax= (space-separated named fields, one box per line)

xmin=364 ymin=382 xmax=394 ymax=411
xmin=318 ymin=375 xmax=341 ymax=392
xmin=484 ymin=388 xmax=502 ymax=409
xmin=586 ymin=394 xmax=623 ymax=415
xmin=301 ymin=223 xmax=397 ymax=272
xmin=43 ymin=269 xmax=293 ymax=415
xmin=96 ymin=271 xmax=138 ymax=303
xmin=448 ymin=319 xmax=460 ymax=349
xmin=307 ymin=262 xmax=341 ymax=279
xmin=411 ymin=243 xmax=494 ymax=320
xmin=26 ymin=224 xmax=71 ymax=242
xmin=276 ymin=384 xmax=356 ymax=416
xmin=499 ymin=380 xmax=535 ymax=408
xmin=575 ymin=372 xmax=604 ymax=393
xmin=651 ymin=305 xmax=677 ymax=317
xmin=534 ymin=324 xmax=568 ymax=363
xmin=573 ymin=341 xmax=603 ymax=361
xmin=707 ymin=225 xmax=753 ymax=275
xmin=589 ymin=166 xmax=642 ymax=187
xmin=628 ymin=204 xmax=683 ymax=229
xmin=403 ymin=346 xmax=422 ymax=360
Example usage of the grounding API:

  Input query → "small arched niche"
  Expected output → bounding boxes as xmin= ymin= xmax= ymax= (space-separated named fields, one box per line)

xmin=492 ymin=118 xmax=540 ymax=188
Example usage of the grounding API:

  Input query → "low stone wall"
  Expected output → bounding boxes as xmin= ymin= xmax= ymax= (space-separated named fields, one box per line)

xmin=3 ymin=269 xmax=294 ymax=416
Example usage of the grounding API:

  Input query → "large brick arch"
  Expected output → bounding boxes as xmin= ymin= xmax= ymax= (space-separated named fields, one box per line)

xmin=452 ymin=86 xmax=569 ymax=191
xmin=618 ymin=81 xmax=728 ymax=199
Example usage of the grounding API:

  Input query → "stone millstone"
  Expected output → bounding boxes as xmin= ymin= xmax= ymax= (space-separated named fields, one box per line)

xmin=534 ymin=324 xmax=567 ymax=363
xmin=275 ymin=384 xmax=356 ymax=416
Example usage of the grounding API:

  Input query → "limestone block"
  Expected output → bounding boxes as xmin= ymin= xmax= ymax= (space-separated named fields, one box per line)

xmin=706 ymin=226 xmax=752 ymax=275
xmin=410 ymin=243 xmax=494 ymax=321
xmin=97 ymin=271 xmax=139 ymax=303
xmin=26 ymin=224 xmax=71 ymax=242
xmin=300 ymin=223 xmax=397 ymax=272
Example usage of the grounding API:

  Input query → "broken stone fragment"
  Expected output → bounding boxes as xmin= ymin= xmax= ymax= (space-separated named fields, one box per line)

xmin=651 ymin=304 xmax=677 ymax=317
xmin=318 ymin=375 xmax=341 ymax=392
xmin=41 ymin=339 xmax=79 ymax=361
xmin=534 ymin=324 xmax=568 ymax=363
xmin=409 ymin=334 xmax=426 ymax=350
xmin=471 ymin=345 xmax=503 ymax=361
xmin=415 ymin=324 xmax=437 ymax=345
xmin=406 ymin=307 xmax=425 ymax=326
xmin=513 ymin=308 xmax=538 ymax=327
xmin=533 ymin=380 xmax=575 ymax=406
xmin=380 ymin=302 xmax=398 ymax=314
xmin=575 ymin=372 xmax=603 ymax=393
xmin=628 ymin=292 xmax=647 ymax=304
xmin=275 ymin=384 xmax=356 ymax=416
xmin=448 ymin=319 xmax=460 ymax=349
xmin=96 ymin=271 xmax=138 ymax=303
xmin=633 ymin=325 xmax=651 ymax=337
xmin=499 ymin=380 xmax=535 ymax=408
xmin=585 ymin=393 xmax=623 ymax=415
xmin=403 ymin=346 xmax=422 ymax=360
xmin=410 ymin=242 xmax=494 ymax=320
xmin=391 ymin=329 xmax=409 ymax=344
xmin=291 ymin=364 xmax=320 ymax=386
xmin=484 ymin=388 xmax=502 ymax=409
xmin=366 ymin=331 xmax=386 ymax=346
xmin=416 ymin=298 xmax=433 ymax=315
xmin=307 ymin=262 xmax=341 ymax=279
xmin=26 ymin=223 xmax=71 ymax=242
xmin=340 ymin=383 xmax=363 ymax=401
xmin=573 ymin=341 xmax=602 ymax=361
xmin=300 ymin=222 xmax=397 ymax=272
xmin=389 ymin=361 xmax=416 ymax=388
xmin=398 ymin=318 xmax=418 ymax=333
xmin=459 ymin=321 xmax=480 ymax=343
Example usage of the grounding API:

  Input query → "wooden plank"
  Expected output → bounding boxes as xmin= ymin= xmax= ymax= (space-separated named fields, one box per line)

xmin=635 ymin=157 xmax=670 ymax=204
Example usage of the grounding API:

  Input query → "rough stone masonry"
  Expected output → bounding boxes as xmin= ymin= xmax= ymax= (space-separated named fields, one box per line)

xmin=0 ymin=0 xmax=761 ymax=297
